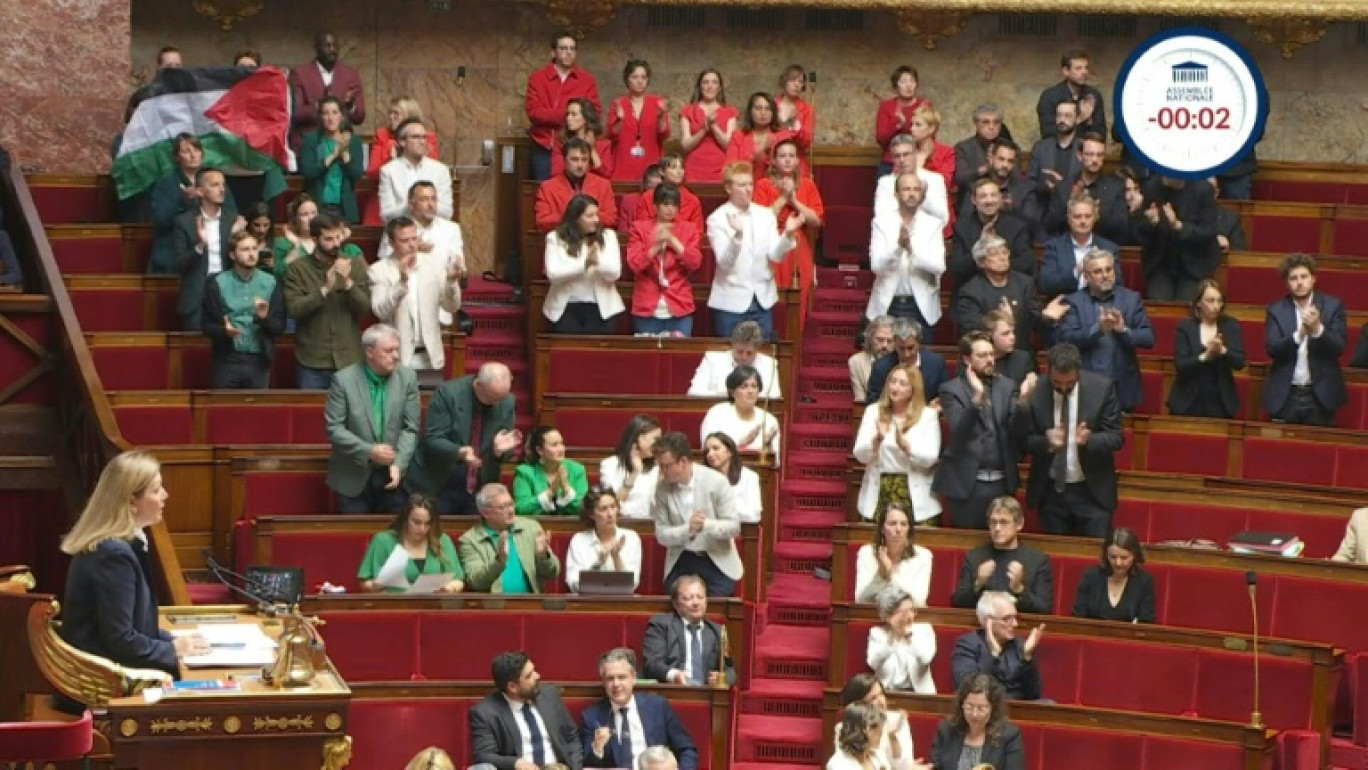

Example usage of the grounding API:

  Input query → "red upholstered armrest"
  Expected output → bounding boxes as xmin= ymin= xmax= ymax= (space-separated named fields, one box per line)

xmin=0 ymin=708 xmax=93 ymax=762
xmin=347 ymin=698 xmax=468 ymax=770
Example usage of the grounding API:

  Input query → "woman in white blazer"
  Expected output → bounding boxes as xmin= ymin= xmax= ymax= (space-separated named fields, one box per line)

xmin=543 ymin=193 xmax=625 ymax=334
xmin=368 ymin=216 xmax=462 ymax=371
xmin=827 ymin=702 xmax=891 ymax=770
xmin=865 ymin=171 xmax=946 ymax=343
xmin=867 ymin=586 xmax=936 ymax=694
xmin=855 ymin=503 xmax=932 ymax=606
xmin=835 ymin=674 xmax=931 ymax=770
xmin=704 ymin=431 xmax=763 ymax=524
xmin=853 ymin=362 xmax=941 ymax=524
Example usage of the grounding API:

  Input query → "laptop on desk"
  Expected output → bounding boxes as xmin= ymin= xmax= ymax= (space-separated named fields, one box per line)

xmin=578 ymin=570 xmax=636 ymax=596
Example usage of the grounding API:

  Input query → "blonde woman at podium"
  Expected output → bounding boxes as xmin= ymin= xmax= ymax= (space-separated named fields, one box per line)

xmin=358 ymin=494 xmax=465 ymax=593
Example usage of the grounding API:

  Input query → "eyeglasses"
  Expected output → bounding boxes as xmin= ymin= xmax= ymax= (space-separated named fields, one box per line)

xmin=962 ymin=703 xmax=991 ymax=715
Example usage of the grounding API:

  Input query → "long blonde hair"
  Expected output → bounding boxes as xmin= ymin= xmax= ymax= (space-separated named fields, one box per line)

xmin=404 ymin=747 xmax=455 ymax=770
xmin=60 ymin=451 xmax=161 ymax=555
xmin=391 ymin=96 xmax=425 ymax=124
xmin=876 ymin=363 xmax=927 ymax=424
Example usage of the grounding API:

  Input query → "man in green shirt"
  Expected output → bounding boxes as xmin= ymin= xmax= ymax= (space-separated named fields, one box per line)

xmin=458 ymin=483 xmax=561 ymax=593
xmin=284 ymin=211 xmax=371 ymax=389
xmin=202 ymin=231 xmax=286 ymax=388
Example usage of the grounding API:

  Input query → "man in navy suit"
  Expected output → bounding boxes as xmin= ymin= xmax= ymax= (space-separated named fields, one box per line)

xmin=1263 ymin=254 xmax=1348 ymax=426
xmin=865 ymin=317 xmax=947 ymax=405
xmin=469 ymin=651 xmax=583 ymax=770
xmin=1055 ymin=249 xmax=1154 ymax=412
xmin=581 ymin=648 xmax=698 ymax=770
xmin=1037 ymin=195 xmax=1120 ymax=298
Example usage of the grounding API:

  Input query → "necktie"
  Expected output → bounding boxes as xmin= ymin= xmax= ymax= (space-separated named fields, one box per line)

xmin=466 ymin=405 xmax=484 ymax=493
xmin=689 ymin=624 xmax=706 ymax=685
xmin=522 ymin=702 xmax=547 ymax=766
xmin=1053 ymin=390 xmax=1071 ymax=493
xmin=617 ymin=706 xmax=632 ymax=765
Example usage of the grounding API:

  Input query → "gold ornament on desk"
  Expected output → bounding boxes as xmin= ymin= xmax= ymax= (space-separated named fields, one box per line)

xmin=714 ymin=625 xmax=731 ymax=690
xmin=262 ymin=611 xmax=325 ymax=688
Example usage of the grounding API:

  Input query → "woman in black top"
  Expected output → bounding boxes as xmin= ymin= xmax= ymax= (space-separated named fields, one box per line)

xmin=1167 ymin=278 xmax=1245 ymax=418
xmin=1071 ymin=527 xmax=1156 ymax=623
xmin=930 ymin=673 xmax=1024 ymax=770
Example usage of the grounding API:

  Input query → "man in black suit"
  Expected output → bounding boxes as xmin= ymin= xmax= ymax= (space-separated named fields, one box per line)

xmin=865 ymin=318 xmax=947 ymax=405
xmin=641 ymin=575 xmax=735 ymax=686
xmin=952 ymin=234 xmax=1069 ymax=354
xmin=949 ymin=496 xmax=1053 ymax=614
xmin=1043 ymin=133 xmax=1127 ymax=243
xmin=950 ymin=591 xmax=1046 ymax=700
xmin=948 ymin=178 xmax=1035 ymax=291
xmin=1015 ymin=343 xmax=1125 ymax=537
xmin=1262 ymin=254 xmax=1348 ymax=426
xmin=935 ymin=332 xmax=1036 ymax=530
xmin=170 ymin=167 xmax=244 ymax=332
xmin=951 ymin=104 xmax=1013 ymax=208
xmin=581 ymin=648 xmax=698 ymax=770
xmin=1036 ymin=50 xmax=1106 ymax=140
xmin=1133 ymin=176 xmax=1221 ymax=302
xmin=1026 ymin=102 xmax=1081 ymax=231
xmin=469 ymin=651 xmax=583 ymax=770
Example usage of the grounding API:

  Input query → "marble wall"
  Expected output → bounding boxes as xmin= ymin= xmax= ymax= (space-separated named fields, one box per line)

xmin=123 ymin=1 xmax=1368 ymax=273
xmin=0 ymin=0 xmax=131 ymax=175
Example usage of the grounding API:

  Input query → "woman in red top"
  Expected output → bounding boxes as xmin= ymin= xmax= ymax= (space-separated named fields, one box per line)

xmin=607 ymin=59 xmax=670 ymax=184
xmin=725 ymin=93 xmax=794 ymax=180
xmin=874 ymin=66 xmax=931 ymax=177
xmin=363 ymin=96 xmax=439 ymax=224
xmin=911 ymin=104 xmax=956 ymax=236
xmin=679 ymin=69 xmax=738 ymax=185
xmin=753 ymin=138 xmax=825 ymax=331
xmin=634 ymin=153 xmax=705 ymax=234
xmin=551 ymin=98 xmax=614 ymax=179
xmin=773 ymin=65 xmax=814 ymax=158
xmin=625 ymin=182 xmax=702 ymax=337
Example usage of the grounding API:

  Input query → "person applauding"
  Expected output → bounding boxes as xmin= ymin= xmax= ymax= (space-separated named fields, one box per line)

xmin=544 ymin=193 xmax=625 ymax=334
xmin=867 ymin=587 xmax=937 ymax=694
xmin=513 ymin=427 xmax=589 ymax=517
xmin=607 ymin=60 xmax=670 ymax=183
xmin=599 ymin=415 xmax=662 ymax=520
xmin=358 ymin=495 xmax=464 ymax=593
xmin=853 ymin=365 xmax=942 ymax=525
xmin=679 ymin=69 xmax=737 ymax=184
xmin=552 ymin=98 xmax=614 ymax=180
xmin=625 ymin=183 xmax=702 ymax=336
xmin=855 ymin=503 xmax=932 ymax=606
xmin=700 ymin=365 xmax=781 ymax=464
xmin=566 ymin=487 xmax=642 ymax=593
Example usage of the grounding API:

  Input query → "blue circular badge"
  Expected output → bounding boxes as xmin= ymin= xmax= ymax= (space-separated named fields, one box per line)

xmin=1113 ymin=27 xmax=1268 ymax=179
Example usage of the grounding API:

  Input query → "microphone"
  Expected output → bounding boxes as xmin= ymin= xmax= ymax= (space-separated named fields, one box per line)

xmin=1246 ymin=570 xmax=1263 ymax=729
xmin=201 ymin=550 xmax=288 ymax=615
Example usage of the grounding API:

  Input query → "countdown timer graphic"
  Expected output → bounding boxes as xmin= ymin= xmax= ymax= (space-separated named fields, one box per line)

xmin=1114 ymin=27 xmax=1269 ymax=179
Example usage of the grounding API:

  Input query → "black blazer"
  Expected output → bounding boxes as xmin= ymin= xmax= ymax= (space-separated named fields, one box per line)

xmin=930 ymin=718 xmax=1025 ymax=770
xmin=61 ymin=537 xmax=178 ymax=677
xmin=1134 ymin=177 xmax=1222 ymax=282
xmin=406 ymin=374 xmax=518 ymax=496
xmin=1015 ymin=369 xmax=1125 ymax=512
xmin=934 ymin=373 xmax=1022 ymax=502
xmin=948 ymin=213 xmax=1036 ymax=288
xmin=641 ymin=612 xmax=735 ymax=686
xmin=1262 ymin=293 xmax=1348 ymax=416
xmin=1071 ymin=565 xmax=1156 ymax=623
xmin=468 ymin=686 xmax=583 ymax=770
xmin=952 ymin=271 xmax=1041 ymax=353
xmin=949 ymin=543 xmax=1053 ymax=615
xmin=1351 ymin=323 xmax=1368 ymax=369
xmin=1167 ymin=315 xmax=1246 ymax=418
xmin=170 ymin=207 xmax=238 ymax=323
xmin=1045 ymin=172 xmax=1128 ymax=245
xmin=996 ymin=349 xmax=1038 ymax=385
xmin=201 ymin=269 xmax=288 ymax=364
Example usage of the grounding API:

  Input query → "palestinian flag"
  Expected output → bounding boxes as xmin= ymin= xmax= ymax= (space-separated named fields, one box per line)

xmin=113 ymin=66 xmax=293 ymax=201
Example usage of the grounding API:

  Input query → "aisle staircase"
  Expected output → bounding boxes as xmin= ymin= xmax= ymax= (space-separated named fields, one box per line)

xmin=459 ymin=277 xmax=534 ymax=434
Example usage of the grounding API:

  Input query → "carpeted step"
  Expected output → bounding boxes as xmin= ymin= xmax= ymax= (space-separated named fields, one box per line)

xmin=464 ymin=338 xmax=525 ymax=364
xmin=735 ymin=716 xmax=825 ymax=764
xmin=740 ymin=677 xmax=825 ymax=719
xmin=779 ymin=479 xmax=848 ymax=519
xmin=777 ymin=510 xmax=848 ymax=542
xmin=792 ymin=400 xmax=858 ymax=427
xmin=787 ymin=422 xmax=854 ymax=455
xmin=731 ymin=763 xmax=821 ymax=770
xmin=769 ymin=541 xmax=832 ymax=575
xmin=463 ymin=304 xmax=525 ymax=337
xmin=765 ymin=574 xmax=834 ymax=627
xmin=817 ymin=266 xmax=873 ymax=291
xmin=785 ymin=454 xmax=851 ymax=485
xmin=806 ymin=312 xmax=861 ymax=348
xmin=811 ymin=291 xmax=868 ymax=317
xmin=462 ymin=275 xmax=519 ymax=304
xmin=755 ymin=622 xmax=831 ymax=680
xmin=800 ymin=348 xmax=853 ymax=371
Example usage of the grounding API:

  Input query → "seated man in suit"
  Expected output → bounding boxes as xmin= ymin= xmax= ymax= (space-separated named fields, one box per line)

xmin=1037 ymin=194 xmax=1120 ymax=298
xmin=865 ymin=317 xmax=946 ymax=405
xmin=642 ymin=574 xmax=736 ymax=686
xmin=324 ymin=324 xmax=419 ymax=514
xmin=687 ymin=321 xmax=782 ymax=399
xmin=1262 ymin=254 xmax=1348 ymax=426
xmin=1015 ymin=343 xmax=1125 ymax=538
xmin=171 ymin=167 xmax=244 ymax=332
xmin=950 ymin=591 xmax=1045 ymax=700
xmin=581 ymin=648 xmax=699 ymax=770
xmin=651 ymin=432 xmax=742 ymax=597
xmin=1055 ymin=249 xmax=1154 ymax=412
xmin=950 ymin=496 xmax=1052 ymax=614
xmin=470 ymin=650 xmax=583 ymax=770
xmin=458 ymin=483 xmax=561 ymax=594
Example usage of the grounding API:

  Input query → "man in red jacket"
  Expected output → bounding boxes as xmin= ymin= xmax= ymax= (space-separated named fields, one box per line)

xmin=525 ymin=33 xmax=601 ymax=181
xmin=288 ymin=32 xmax=366 ymax=155
xmin=534 ymin=138 xmax=618 ymax=234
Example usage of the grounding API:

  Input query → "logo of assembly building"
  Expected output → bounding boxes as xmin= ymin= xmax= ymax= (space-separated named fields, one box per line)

xmin=1171 ymin=61 xmax=1209 ymax=84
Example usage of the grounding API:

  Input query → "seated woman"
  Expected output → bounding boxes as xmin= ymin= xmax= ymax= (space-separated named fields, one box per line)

xmin=867 ymin=586 xmax=936 ymax=694
xmin=300 ymin=96 xmax=366 ymax=223
xmin=854 ymin=503 xmax=932 ymax=606
xmin=552 ymin=98 xmax=614 ymax=179
xmin=598 ymin=414 xmax=662 ymax=520
xmin=930 ymin=674 xmax=1024 ymax=770
xmin=1071 ymin=527 xmax=1155 ymax=623
xmin=543 ymin=193 xmax=624 ymax=334
xmin=704 ymin=431 xmax=763 ymax=524
xmin=635 ymin=153 xmax=706 ymax=234
xmin=1167 ymin=278 xmax=1246 ymax=419
xmin=725 ymin=92 xmax=793 ymax=180
xmin=59 ymin=451 xmax=209 ymax=685
xmin=565 ymin=487 xmax=643 ymax=593
xmin=836 ymin=673 xmax=929 ymax=770
xmin=625 ymin=182 xmax=702 ymax=336
xmin=513 ymin=426 xmax=589 ymax=516
xmin=700 ymin=365 xmax=781 ymax=464
xmin=853 ymin=364 xmax=941 ymax=525
xmin=679 ymin=68 xmax=738 ymax=185
xmin=363 ymin=96 xmax=439 ymax=225
xmin=357 ymin=494 xmax=465 ymax=593
xmin=827 ymin=701 xmax=889 ymax=770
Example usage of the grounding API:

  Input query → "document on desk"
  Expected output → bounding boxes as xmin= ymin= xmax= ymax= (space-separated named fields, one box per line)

xmin=407 ymin=572 xmax=454 ymax=594
xmin=178 ymin=623 xmax=279 ymax=668
xmin=375 ymin=546 xmax=411 ymax=589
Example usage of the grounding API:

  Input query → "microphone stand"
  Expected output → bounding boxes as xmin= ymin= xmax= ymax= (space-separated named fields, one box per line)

xmin=202 ymin=551 xmax=289 ymax=616
xmin=1247 ymin=570 xmax=1263 ymax=729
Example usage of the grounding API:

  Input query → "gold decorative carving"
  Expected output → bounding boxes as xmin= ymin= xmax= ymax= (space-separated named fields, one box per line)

xmin=119 ymin=719 xmax=138 ymax=737
xmin=150 ymin=717 xmax=214 ymax=734
xmin=325 ymin=712 xmax=343 ymax=731
xmin=544 ymin=0 xmax=618 ymax=38
xmin=255 ymin=714 xmax=315 ymax=731
xmin=322 ymin=736 xmax=353 ymax=770
xmin=1247 ymin=18 xmax=1329 ymax=59
xmin=892 ymin=9 xmax=970 ymax=50
xmin=223 ymin=715 xmax=241 ymax=734
xmin=602 ymin=0 xmax=1366 ymax=22
xmin=191 ymin=0 xmax=265 ymax=31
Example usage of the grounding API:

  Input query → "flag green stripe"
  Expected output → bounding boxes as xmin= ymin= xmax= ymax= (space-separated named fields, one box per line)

xmin=112 ymin=132 xmax=286 ymax=201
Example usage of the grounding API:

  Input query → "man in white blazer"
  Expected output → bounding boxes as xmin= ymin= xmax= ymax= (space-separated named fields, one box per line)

xmin=368 ymin=216 xmax=461 ymax=373
xmin=377 ymin=118 xmax=454 ymax=223
xmin=378 ymin=181 xmax=465 ymax=326
xmin=686 ymin=321 xmax=782 ymax=399
xmin=866 ymin=171 xmax=948 ymax=344
xmin=706 ymin=161 xmax=803 ymax=340
xmin=650 ymin=431 xmax=743 ymax=598
xmin=873 ymin=133 xmax=950 ymax=224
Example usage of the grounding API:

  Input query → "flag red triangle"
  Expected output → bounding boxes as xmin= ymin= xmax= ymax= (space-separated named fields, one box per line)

xmin=204 ymin=66 xmax=292 ymax=167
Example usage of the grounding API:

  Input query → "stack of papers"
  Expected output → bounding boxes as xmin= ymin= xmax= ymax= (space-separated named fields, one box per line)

xmin=178 ymin=623 xmax=279 ymax=668
xmin=375 ymin=545 xmax=456 ymax=593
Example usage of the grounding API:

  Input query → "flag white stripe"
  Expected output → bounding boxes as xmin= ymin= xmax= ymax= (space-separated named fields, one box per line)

xmin=118 ymin=90 xmax=229 ymax=157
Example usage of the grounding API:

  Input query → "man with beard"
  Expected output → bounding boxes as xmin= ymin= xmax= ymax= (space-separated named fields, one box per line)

xmin=580 ymin=648 xmax=698 ymax=770
xmin=1044 ymin=133 xmax=1127 ymax=243
xmin=1027 ymin=101 xmax=1081 ymax=226
xmin=952 ymin=104 xmax=1012 ymax=204
xmin=284 ymin=211 xmax=372 ymax=389
xmin=534 ymin=138 xmax=619 ymax=232
xmin=1263 ymin=254 xmax=1348 ymax=426
xmin=1037 ymin=50 xmax=1106 ymax=139
xmin=289 ymin=31 xmax=366 ymax=153
xmin=849 ymin=315 xmax=895 ymax=403
xmin=201 ymin=231 xmax=285 ymax=389
xmin=867 ymin=171 xmax=946 ymax=344
xmin=949 ymin=178 xmax=1036 ymax=289
xmin=171 ymin=167 xmax=245 ymax=331
xmin=1056 ymin=249 xmax=1153 ymax=412
xmin=470 ymin=651 xmax=582 ymax=770
xmin=934 ymin=332 xmax=1036 ymax=530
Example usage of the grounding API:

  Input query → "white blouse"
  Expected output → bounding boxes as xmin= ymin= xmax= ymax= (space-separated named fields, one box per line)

xmin=833 ymin=712 xmax=915 ymax=770
xmin=701 ymin=403 xmax=781 ymax=465
xmin=598 ymin=456 xmax=659 ymax=520
xmin=731 ymin=466 xmax=763 ymax=524
xmin=867 ymin=622 xmax=937 ymax=694
xmin=854 ymin=544 xmax=933 ymax=607
xmin=851 ymin=405 xmax=941 ymax=522
xmin=565 ymin=527 xmax=642 ymax=593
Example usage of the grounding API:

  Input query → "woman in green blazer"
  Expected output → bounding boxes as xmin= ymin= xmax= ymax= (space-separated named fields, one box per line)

xmin=299 ymin=96 xmax=365 ymax=224
xmin=512 ymin=426 xmax=589 ymax=516
xmin=357 ymin=495 xmax=465 ymax=593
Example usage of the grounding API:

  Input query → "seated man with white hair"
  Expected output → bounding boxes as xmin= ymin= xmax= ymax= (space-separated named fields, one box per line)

xmin=949 ymin=590 xmax=1046 ymax=700
xmin=687 ymin=320 xmax=781 ymax=399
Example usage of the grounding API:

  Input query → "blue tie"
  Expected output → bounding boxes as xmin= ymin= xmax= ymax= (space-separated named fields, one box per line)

xmin=689 ymin=624 xmax=706 ymax=685
xmin=522 ymin=702 xmax=547 ymax=766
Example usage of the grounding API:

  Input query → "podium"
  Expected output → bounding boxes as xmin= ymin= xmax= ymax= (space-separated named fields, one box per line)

xmin=105 ymin=606 xmax=352 ymax=770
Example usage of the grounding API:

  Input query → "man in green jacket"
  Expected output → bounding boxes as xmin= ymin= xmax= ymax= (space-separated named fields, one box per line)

xmin=284 ymin=211 xmax=371 ymax=389
xmin=458 ymin=483 xmax=561 ymax=594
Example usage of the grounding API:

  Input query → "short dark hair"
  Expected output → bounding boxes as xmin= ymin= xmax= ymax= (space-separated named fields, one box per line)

xmin=309 ymin=211 xmax=344 ymax=239
xmin=1101 ymin=527 xmax=1145 ymax=576
xmin=839 ymin=672 xmax=880 ymax=706
xmin=317 ymin=95 xmax=345 ymax=119
xmin=385 ymin=215 xmax=417 ymax=241
xmin=888 ymin=65 xmax=919 ymax=90
xmin=408 ymin=180 xmax=437 ymax=200
xmin=1046 ymin=342 xmax=1083 ymax=374
xmin=395 ymin=117 xmax=425 ymax=141
xmin=670 ymin=574 xmax=707 ymax=601
xmin=653 ymin=182 xmax=682 ymax=208
xmin=157 ymin=46 xmax=180 ymax=66
xmin=234 ymin=48 xmax=261 ymax=66
xmin=958 ymin=330 xmax=993 ymax=358
xmin=1079 ymin=132 xmax=1107 ymax=150
xmin=491 ymin=651 xmax=529 ymax=693
xmin=987 ymin=137 xmax=1019 ymax=157
xmin=725 ymin=365 xmax=762 ymax=402
xmin=562 ymin=136 xmax=591 ymax=160
xmin=194 ymin=167 xmax=224 ymax=186
xmin=171 ymin=133 xmax=202 ymax=160
xmin=642 ymin=164 xmax=663 ymax=187
xmin=652 ymin=431 xmax=692 ymax=460
xmin=623 ymin=59 xmax=650 ymax=85
xmin=1280 ymin=253 xmax=1317 ymax=280
xmin=551 ymin=32 xmax=576 ymax=50
xmin=1061 ymin=50 xmax=1090 ymax=68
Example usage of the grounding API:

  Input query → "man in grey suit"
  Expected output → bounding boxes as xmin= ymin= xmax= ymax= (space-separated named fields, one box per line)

xmin=469 ymin=651 xmax=583 ymax=770
xmin=170 ymin=167 xmax=243 ymax=332
xmin=934 ymin=331 xmax=1038 ymax=530
xmin=324 ymin=324 xmax=419 ymax=514
xmin=641 ymin=575 xmax=736 ymax=687
xmin=651 ymin=431 xmax=742 ymax=598
xmin=406 ymin=362 xmax=522 ymax=515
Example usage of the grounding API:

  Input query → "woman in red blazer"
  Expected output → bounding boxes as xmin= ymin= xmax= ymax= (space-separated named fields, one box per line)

xmin=552 ymin=99 xmax=614 ymax=179
xmin=725 ymin=93 xmax=795 ymax=180
xmin=625 ymin=183 xmax=702 ymax=337
xmin=680 ymin=69 xmax=738 ymax=185
xmin=875 ymin=66 xmax=931 ymax=176
xmin=363 ymin=96 xmax=439 ymax=224
xmin=607 ymin=59 xmax=670 ymax=184
xmin=634 ymin=153 xmax=705 ymax=234
xmin=773 ymin=65 xmax=814 ymax=158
